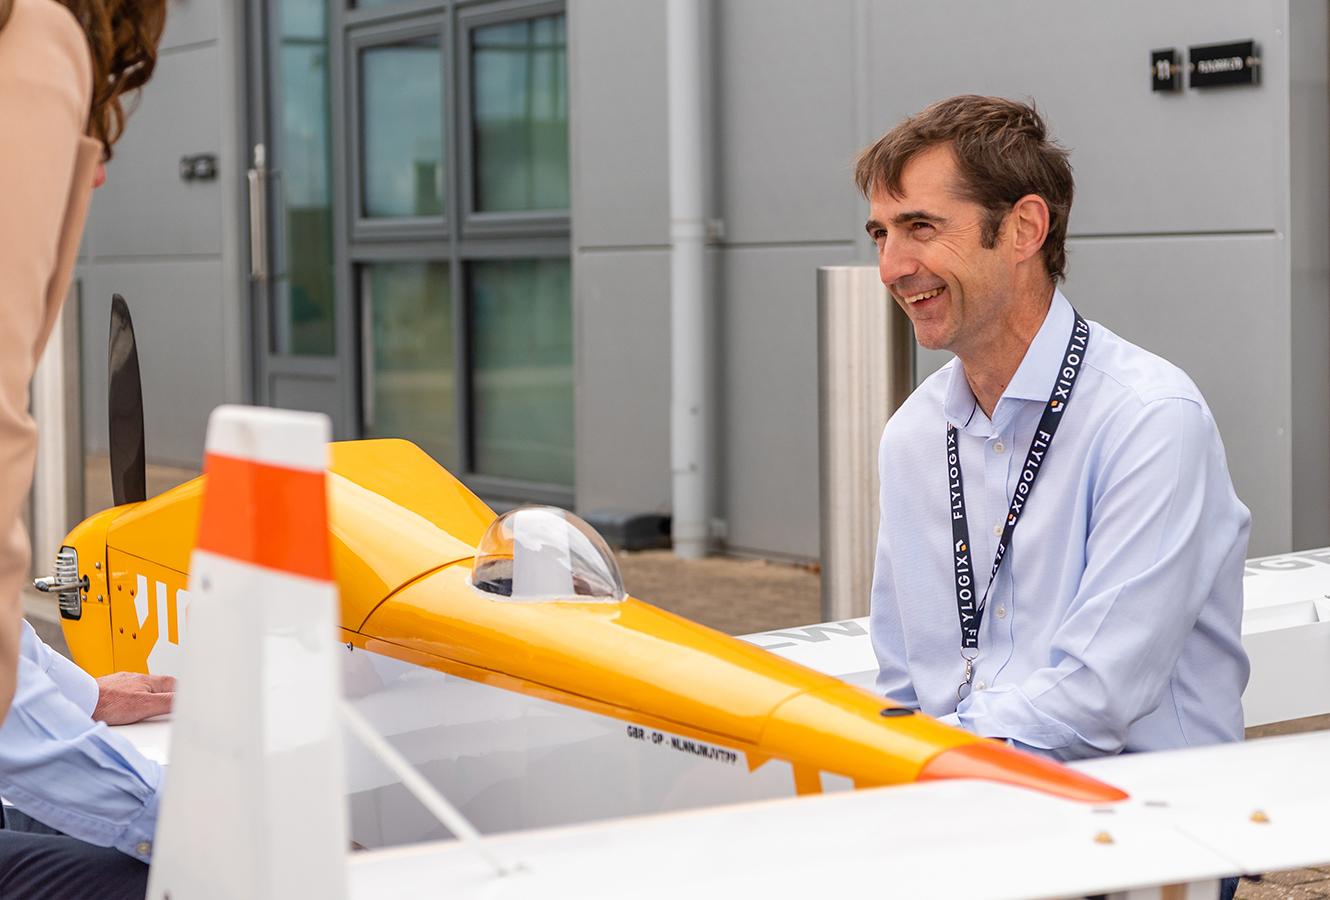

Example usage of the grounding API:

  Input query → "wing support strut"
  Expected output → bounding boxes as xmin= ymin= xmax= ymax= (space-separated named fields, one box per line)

xmin=340 ymin=700 xmax=522 ymax=877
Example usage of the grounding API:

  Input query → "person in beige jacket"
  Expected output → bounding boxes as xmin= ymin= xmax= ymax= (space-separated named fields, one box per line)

xmin=0 ymin=0 xmax=102 ymax=732
xmin=0 ymin=0 xmax=165 ymax=894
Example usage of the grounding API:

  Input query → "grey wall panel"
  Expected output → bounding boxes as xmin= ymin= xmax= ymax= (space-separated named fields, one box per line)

xmin=80 ymin=260 xmax=227 ymax=468
xmin=158 ymin=0 xmax=219 ymax=50
xmin=1288 ymin=0 xmax=1330 ymax=551
xmin=722 ymin=244 xmax=855 ymax=560
xmin=568 ymin=0 xmax=670 ymax=249
xmin=573 ymin=249 xmax=672 ymax=515
xmin=270 ymin=376 xmax=343 ymax=424
xmin=718 ymin=0 xmax=858 ymax=244
xmin=87 ymin=46 xmax=222 ymax=258
xmin=1062 ymin=235 xmax=1291 ymax=557
xmin=868 ymin=1 xmax=1288 ymax=237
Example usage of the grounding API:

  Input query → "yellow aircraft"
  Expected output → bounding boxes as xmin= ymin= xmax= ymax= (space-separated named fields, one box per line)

xmin=36 ymin=297 xmax=1124 ymax=830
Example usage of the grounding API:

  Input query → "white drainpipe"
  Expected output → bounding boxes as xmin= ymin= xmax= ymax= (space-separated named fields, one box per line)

xmin=667 ymin=0 xmax=710 ymax=559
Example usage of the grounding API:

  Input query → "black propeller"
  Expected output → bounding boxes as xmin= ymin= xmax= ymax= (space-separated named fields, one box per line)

xmin=108 ymin=294 xmax=147 ymax=506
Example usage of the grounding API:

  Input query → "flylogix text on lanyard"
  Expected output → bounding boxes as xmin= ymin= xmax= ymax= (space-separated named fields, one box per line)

xmin=948 ymin=311 xmax=1089 ymax=701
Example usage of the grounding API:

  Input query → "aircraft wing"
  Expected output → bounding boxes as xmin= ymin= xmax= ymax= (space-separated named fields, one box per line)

xmin=739 ymin=543 xmax=1330 ymax=729
xmin=737 ymin=617 xmax=877 ymax=689
xmin=346 ymin=730 xmax=1330 ymax=900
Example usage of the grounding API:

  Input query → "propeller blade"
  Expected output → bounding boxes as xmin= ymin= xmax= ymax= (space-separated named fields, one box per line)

xmin=108 ymin=293 xmax=147 ymax=506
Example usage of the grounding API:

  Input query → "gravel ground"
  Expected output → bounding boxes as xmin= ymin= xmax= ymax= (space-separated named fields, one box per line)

xmin=83 ymin=454 xmax=199 ymax=517
xmin=1238 ymin=869 xmax=1330 ymax=899
xmin=616 ymin=549 xmax=823 ymax=635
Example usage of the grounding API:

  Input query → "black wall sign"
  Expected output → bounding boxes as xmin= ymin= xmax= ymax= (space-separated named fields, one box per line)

xmin=1151 ymin=48 xmax=1181 ymax=92
xmin=1189 ymin=40 xmax=1259 ymax=88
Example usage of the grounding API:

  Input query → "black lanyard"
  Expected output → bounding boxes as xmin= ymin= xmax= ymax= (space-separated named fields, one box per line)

xmin=949 ymin=311 xmax=1089 ymax=698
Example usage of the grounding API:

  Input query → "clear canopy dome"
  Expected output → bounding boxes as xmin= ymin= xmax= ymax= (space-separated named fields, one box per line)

xmin=471 ymin=506 xmax=626 ymax=603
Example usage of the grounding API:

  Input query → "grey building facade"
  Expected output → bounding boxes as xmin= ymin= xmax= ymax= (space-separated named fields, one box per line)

xmin=53 ymin=0 xmax=1330 ymax=564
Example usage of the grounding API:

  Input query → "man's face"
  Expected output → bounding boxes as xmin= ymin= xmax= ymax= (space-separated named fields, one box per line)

xmin=866 ymin=145 xmax=1018 ymax=356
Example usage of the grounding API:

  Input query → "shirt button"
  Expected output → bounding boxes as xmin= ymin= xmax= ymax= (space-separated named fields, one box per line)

xmin=995 ymin=607 xmax=1006 ymax=618
xmin=976 ymin=682 xmax=986 ymax=691
xmin=993 ymin=523 xmax=1002 ymax=536
xmin=994 ymin=441 xmax=1004 ymax=454
xmin=136 ymin=841 xmax=151 ymax=856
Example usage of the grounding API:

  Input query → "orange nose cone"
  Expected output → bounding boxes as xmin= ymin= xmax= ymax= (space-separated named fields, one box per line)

xmin=917 ymin=742 xmax=1128 ymax=804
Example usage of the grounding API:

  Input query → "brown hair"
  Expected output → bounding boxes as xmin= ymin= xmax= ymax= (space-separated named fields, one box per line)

xmin=0 ymin=0 xmax=165 ymax=158
xmin=65 ymin=0 xmax=167 ymax=159
xmin=855 ymin=95 xmax=1074 ymax=283
xmin=46 ymin=0 xmax=167 ymax=160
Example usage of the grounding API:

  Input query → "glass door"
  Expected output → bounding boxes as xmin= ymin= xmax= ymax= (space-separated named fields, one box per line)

xmin=250 ymin=0 xmax=353 ymax=436
xmin=250 ymin=0 xmax=572 ymax=505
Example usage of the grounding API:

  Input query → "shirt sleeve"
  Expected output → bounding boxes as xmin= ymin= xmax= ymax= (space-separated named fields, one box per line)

xmin=951 ymin=397 xmax=1250 ymax=760
xmin=870 ymin=428 xmax=921 ymax=709
xmin=0 ymin=621 xmax=160 ymax=861
xmin=20 ymin=620 xmax=99 ymax=715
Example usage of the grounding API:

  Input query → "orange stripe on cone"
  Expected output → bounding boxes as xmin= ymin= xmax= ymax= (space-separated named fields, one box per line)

xmin=196 ymin=452 xmax=331 ymax=581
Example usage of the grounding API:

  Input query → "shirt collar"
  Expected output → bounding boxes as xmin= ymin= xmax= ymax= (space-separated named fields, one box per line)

xmin=942 ymin=362 xmax=982 ymax=431
xmin=1001 ymin=289 xmax=1075 ymax=404
xmin=942 ymin=289 xmax=1075 ymax=431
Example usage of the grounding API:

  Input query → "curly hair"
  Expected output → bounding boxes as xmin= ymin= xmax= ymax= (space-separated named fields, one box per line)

xmin=60 ymin=0 xmax=167 ymax=159
xmin=855 ymin=95 xmax=1075 ymax=283
xmin=0 ymin=0 xmax=167 ymax=160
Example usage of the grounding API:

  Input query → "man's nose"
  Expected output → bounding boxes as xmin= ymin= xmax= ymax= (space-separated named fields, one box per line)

xmin=877 ymin=235 xmax=917 ymax=286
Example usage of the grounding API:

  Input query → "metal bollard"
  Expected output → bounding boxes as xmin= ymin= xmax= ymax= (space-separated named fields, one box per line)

xmin=817 ymin=266 xmax=913 ymax=621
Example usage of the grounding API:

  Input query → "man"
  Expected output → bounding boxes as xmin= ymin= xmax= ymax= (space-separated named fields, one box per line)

xmin=860 ymin=96 xmax=1249 ymax=762
xmin=0 ymin=620 xmax=171 ymax=899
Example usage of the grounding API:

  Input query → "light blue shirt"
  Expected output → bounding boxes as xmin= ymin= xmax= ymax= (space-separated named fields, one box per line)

xmin=870 ymin=291 xmax=1250 ymax=760
xmin=0 ymin=620 xmax=160 ymax=860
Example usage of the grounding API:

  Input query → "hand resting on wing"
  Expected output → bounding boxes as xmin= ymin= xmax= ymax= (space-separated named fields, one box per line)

xmin=92 ymin=672 xmax=175 ymax=725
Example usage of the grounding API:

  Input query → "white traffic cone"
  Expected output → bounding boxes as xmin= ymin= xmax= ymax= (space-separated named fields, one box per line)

xmin=147 ymin=405 xmax=346 ymax=900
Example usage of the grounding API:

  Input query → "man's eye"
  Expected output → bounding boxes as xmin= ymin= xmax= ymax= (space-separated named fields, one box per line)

xmin=911 ymin=221 xmax=933 ymax=232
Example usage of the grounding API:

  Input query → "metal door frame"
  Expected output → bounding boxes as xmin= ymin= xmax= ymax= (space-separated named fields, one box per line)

xmin=247 ymin=0 xmax=359 ymax=440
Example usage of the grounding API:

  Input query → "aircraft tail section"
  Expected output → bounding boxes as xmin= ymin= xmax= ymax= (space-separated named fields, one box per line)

xmin=147 ymin=405 xmax=346 ymax=900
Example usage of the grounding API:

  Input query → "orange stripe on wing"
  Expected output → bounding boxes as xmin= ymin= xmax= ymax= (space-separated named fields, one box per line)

xmin=196 ymin=452 xmax=330 ymax=580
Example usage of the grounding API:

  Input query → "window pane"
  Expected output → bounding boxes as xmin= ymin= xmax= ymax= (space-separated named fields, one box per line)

xmin=362 ymin=262 xmax=457 ymax=471
xmin=471 ymin=258 xmax=572 ymax=486
xmin=361 ymin=39 xmax=444 ymax=218
xmin=471 ymin=14 xmax=569 ymax=212
xmin=274 ymin=0 xmax=334 ymax=355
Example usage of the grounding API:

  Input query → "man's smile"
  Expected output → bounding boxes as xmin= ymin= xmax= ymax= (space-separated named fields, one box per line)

xmin=901 ymin=285 xmax=946 ymax=304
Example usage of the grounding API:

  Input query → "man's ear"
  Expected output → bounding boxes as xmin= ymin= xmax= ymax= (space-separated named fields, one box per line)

xmin=1009 ymin=194 xmax=1050 ymax=265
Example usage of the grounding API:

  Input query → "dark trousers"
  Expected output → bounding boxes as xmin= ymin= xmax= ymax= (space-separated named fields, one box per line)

xmin=0 ymin=807 xmax=148 ymax=900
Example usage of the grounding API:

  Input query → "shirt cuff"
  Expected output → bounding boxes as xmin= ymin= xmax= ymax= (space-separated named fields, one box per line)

xmin=954 ymin=684 xmax=1081 ymax=755
xmin=940 ymin=708 xmax=1056 ymax=757
xmin=112 ymin=789 xmax=159 ymax=862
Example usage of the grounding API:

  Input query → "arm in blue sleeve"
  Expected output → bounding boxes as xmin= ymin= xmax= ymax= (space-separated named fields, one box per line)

xmin=21 ymin=620 xmax=98 ymax=715
xmin=953 ymin=398 xmax=1249 ymax=759
xmin=0 ymin=622 xmax=160 ymax=861
xmin=870 ymin=436 xmax=921 ymax=709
